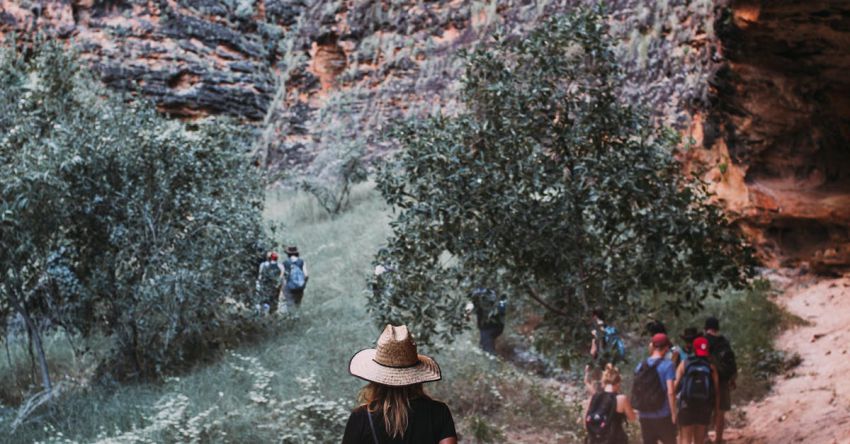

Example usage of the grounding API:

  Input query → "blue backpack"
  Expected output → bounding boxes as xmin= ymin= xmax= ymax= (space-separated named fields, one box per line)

xmin=679 ymin=357 xmax=714 ymax=409
xmin=602 ymin=325 xmax=626 ymax=363
xmin=286 ymin=259 xmax=306 ymax=291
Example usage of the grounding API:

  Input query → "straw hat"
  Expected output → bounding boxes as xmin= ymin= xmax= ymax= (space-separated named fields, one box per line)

xmin=349 ymin=325 xmax=442 ymax=387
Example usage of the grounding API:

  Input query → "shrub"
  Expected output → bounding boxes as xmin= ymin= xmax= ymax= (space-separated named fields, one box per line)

xmin=369 ymin=8 xmax=754 ymax=356
xmin=0 ymin=40 xmax=269 ymax=388
xmin=300 ymin=92 xmax=368 ymax=216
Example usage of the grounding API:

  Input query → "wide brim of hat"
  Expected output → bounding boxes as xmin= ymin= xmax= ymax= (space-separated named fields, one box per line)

xmin=349 ymin=349 xmax=441 ymax=387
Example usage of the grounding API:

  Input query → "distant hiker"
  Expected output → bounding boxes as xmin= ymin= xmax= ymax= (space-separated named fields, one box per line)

xmin=631 ymin=333 xmax=677 ymax=444
xmin=673 ymin=328 xmax=702 ymax=368
xmin=646 ymin=320 xmax=667 ymax=336
xmin=255 ymin=251 xmax=283 ymax=314
xmin=704 ymin=317 xmax=737 ymax=444
xmin=675 ymin=337 xmax=720 ymax=444
xmin=585 ymin=363 xmax=636 ymax=444
xmin=342 ymin=324 xmax=458 ymax=444
xmin=590 ymin=308 xmax=626 ymax=365
xmin=465 ymin=287 xmax=506 ymax=354
xmin=282 ymin=246 xmax=308 ymax=313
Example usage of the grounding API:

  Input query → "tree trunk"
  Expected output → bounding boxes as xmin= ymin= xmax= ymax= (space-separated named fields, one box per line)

xmin=19 ymin=308 xmax=52 ymax=394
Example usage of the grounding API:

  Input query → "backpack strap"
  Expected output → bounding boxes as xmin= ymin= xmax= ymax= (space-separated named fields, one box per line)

xmin=366 ymin=410 xmax=379 ymax=444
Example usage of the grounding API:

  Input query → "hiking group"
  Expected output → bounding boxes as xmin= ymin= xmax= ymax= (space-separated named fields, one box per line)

xmin=255 ymin=246 xmax=309 ymax=317
xmin=584 ymin=311 xmax=738 ymax=444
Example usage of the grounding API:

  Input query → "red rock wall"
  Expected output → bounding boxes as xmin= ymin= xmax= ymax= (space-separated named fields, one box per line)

xmin=684 ymin=0 xmax=850 ymax=272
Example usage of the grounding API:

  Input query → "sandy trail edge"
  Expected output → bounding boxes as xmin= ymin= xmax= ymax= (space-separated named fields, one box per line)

xmin=728 ymin=276 xmax=850 ymax=444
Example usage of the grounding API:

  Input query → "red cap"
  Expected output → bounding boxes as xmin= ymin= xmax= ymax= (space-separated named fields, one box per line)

xmin=651 ymin=333 xmax=671 ymax=348
xmin=693 ymin=337 xmax=710 ymax=357
xmin=268 ymin=252 xmax=279 ymax=261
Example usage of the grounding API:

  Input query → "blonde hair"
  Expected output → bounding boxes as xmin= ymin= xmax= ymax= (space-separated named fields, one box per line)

xmin=601 ymin=363 xmax=621 ymax=386
xmin=358 ymin=382 xmax=428 ymax=438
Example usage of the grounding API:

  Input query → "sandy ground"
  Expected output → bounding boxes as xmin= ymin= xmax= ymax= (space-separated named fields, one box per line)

xmin=728 ymin=276 xmax=850 ymax=444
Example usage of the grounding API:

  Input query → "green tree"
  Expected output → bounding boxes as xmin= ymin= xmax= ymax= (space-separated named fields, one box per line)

xmin=369 ymin=10 xmax=754 ymax=357
xmin=0 ymin=41 xmax=268 ymax=387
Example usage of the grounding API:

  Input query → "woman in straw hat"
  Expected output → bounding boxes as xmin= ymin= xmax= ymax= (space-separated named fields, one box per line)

xmin=342 ymin=325 xmax=457 ymax=444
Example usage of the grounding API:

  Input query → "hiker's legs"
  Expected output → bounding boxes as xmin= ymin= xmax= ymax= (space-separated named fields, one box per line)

xmin=715 ymin=413 xmax=725 ymax=444
xmin=479 ymin=326 xmax=498 ymax=354
xmin=716 ymin=380 xmax=731 ymax=442
xmin=291 ymin=289 xmax=304 ymax=307
xmin=640 ymin=417 xmax=676 ymax=444
xmin=692 ymin=425 xmax=707 ymax=444
xmin=679 ymin=425 xmax=693 ymax=444
xmin=283 ymin=288 xmax=296 ymax=312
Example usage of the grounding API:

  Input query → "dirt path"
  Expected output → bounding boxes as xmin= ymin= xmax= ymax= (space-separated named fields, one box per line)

xmin=729 ymin=276 xmax=850 ymax=444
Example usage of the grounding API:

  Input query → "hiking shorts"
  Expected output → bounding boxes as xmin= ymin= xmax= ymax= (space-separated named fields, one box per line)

xmin=678 ymin=405 xmax=712 ymax=426
xmin=718 ymin=379 xmax=731 ymax=411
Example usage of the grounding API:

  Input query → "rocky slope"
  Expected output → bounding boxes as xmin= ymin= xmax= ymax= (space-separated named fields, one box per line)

xmin=2 ymin=0 xmax=849 ymax=271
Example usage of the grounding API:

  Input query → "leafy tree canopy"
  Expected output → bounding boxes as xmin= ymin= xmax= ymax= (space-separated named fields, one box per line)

xmin=369 ymin=9 xmax=755 ymax=359
xmin=0 ymin=40 xmax=268 ymax=385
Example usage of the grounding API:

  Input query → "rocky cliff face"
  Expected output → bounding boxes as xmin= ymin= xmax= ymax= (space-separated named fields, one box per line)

xmin=2 ymin=0 xmax=848 ymax=271
xmin=684 ymin=0 xmax=850 ymax=272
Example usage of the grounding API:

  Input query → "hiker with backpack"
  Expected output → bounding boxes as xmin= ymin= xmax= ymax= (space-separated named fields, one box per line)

xmin=585 ymin=363 xmax=636 ymax=444
xmin=631 ymin=333 xmax=677 ymax=444
xmin=590 ymin=308 xmax=627 ymax=365
xmin=703 ymin=317 xmax=737 ymax=444
xmin=342 ymin=324 xmax=457 ymax=444
xmin=675 ymin=328 xmax=701 ymax=365
xmin=282 ymin=246 xmax=308 ymax=313
xmin=466 ymin=287 xmax=507 ymax=354
xmin=674 ymin=336 xmax=720 ymax=444
xmin=255 ymin=251 xmax=283 ymax=314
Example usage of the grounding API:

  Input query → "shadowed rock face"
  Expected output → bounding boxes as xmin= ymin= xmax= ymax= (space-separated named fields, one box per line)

xmin=0 ymin=0 xmax=284 ymax=119
xmin=687 ymin=0 xmax=850 ymax=272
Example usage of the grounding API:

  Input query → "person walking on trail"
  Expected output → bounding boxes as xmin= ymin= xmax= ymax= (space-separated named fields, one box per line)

xmin=342 ymin=324 xmax=458 ymax=444
xmin=255 ymin=251 xmax=283 ymax=314
xmin=674 ymin=328 xmax=702 ymax=367
xmin=585 ymin=363 xmax=636 ymax=444
xmin=646 ymin=319 xmax=684 ymax=366
xmin=586 ymin=308 xmax=627 ymax=394
xmin=282 ymin=246 xmax=308 ymax=313
xmin=703 ymin=317 xmax=737 ymax=444
xmin=631 ymin=333 xmax=677 ymax=444
xmin=590 ymin=308 xmax=626 ymax=365
xmin=674 ymin=337 xmax=720 ymax=444
xmin=465 ymin=287 xmax=506 ymax=354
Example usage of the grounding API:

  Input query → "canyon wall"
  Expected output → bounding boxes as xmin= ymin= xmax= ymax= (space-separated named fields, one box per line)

xmin=2 ymin=0 xmax=848 ymax=271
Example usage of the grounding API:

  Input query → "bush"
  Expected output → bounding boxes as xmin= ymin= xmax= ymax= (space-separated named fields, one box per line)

xmin=369 ymin=8 xmax=754 ymax=355
xmin=0 ymin=40 xmax=269 ymax=388
xmin=300 ymin=92 xmax=368 ymax=216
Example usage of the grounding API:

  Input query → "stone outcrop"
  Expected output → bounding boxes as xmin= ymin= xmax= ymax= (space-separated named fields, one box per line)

xmin=2 ymin=0 xmax=849 ymax=271
xmin=685 ymin=0 xmax=850 ymax=272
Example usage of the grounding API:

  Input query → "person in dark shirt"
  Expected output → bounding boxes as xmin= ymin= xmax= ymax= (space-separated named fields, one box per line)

xmin=343 ymin=325 xmax=458 ymax=444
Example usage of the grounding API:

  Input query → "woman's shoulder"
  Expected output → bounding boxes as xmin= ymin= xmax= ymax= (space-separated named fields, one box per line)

xmin=412 ymin=397 xmax=452 ymax=413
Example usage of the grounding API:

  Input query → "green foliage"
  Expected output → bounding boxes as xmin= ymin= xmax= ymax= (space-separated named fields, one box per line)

xmin=0 ymin=41 xmax=268 ymax=383
xmin=370 ymin=9 xmax=755 ymax=357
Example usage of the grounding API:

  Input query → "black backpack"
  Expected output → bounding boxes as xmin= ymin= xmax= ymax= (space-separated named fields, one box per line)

xmin=679 ymin=357 xmax=714 ymax=409
xmin=630 ymin=359 xmax=666 ymax=412
xmin=709 ymin=335 xmax=737 ymax=381
xmin=586 ymin=392 xmax=618 ymax=443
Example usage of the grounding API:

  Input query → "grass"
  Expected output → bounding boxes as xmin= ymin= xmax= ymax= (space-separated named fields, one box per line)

xmin=3 ymin=183 xmax=582 ymax=443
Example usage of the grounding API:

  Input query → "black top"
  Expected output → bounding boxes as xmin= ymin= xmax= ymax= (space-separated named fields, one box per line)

xmin=341 ymin=397 xmax=457 ymax=444
xmin=588 ymin=392 xmax=628 ymax=444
